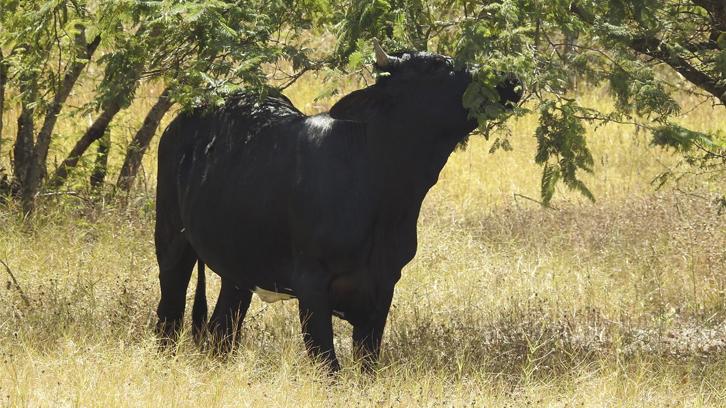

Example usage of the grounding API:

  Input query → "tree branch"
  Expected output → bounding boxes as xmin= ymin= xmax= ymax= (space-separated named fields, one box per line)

xmin=690 ymin=0 xmax=726 ymax=29
xmin=116 ymin=87 xmax=174 ymax=194
xmin=629 ymin=37 xmax=726 ymax=105
xmin=48 ymin=101 xmax=123 ymax=189
xmin=0 ymin=258 xmax=31 ymax=307
xmin=569 ymin=1 xmax=726 ymax=105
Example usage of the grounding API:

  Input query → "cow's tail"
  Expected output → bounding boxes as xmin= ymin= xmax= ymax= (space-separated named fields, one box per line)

xmin=191 ymin=259 xmax=208 ymax=345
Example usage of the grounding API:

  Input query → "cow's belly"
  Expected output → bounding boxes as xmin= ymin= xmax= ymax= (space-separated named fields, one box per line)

xmin=184 ymin=210 xmax=295 ymax=290
xmin=180 ymin=158 xmax=387 ymax=308
xmin=252 ymin=286 xmax=295 ymax=303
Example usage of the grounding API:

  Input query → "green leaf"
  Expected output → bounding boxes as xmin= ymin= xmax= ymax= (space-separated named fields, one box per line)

xmin=541 ymin=163 xmax=560 ymax=207
xmin=651 ymin=122 xmax=716 ymax=152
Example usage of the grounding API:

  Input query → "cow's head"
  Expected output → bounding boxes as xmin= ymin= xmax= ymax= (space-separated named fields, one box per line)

xmin=330 ymin=40 xmax=521 ymax=138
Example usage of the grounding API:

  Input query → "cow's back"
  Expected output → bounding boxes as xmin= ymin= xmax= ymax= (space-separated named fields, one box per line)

xmin=156 ymin=94 xmax=307 ymax=286
xmin=157 ymin=93 xmax=305 ymax=207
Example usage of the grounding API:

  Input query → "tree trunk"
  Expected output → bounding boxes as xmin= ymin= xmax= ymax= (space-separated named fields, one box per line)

xmin=90 ymin=128 xmax=111 ymax=195
xmin=48 ymin=101 xmax=122 ymax=189
xmin=0 ymin=52 xmax=6 ymax=195
xmin=20 ymin=27 xmax=101 ymax=213
xmin=13 ymin=72 xmax=38 ymax=203
xmin=35 ymin=28 xmax=101 ymax=170
xmin=0 ymin=50 xmax=6 ymax=162
xmin=116 ymin=87 xmax=174 ymax=194
xmin=563 ymin=33 xmax=578 ymax=89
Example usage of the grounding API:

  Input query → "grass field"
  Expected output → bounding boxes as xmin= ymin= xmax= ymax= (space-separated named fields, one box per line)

xmin=1 ymin=69 xmax=726 ymax=406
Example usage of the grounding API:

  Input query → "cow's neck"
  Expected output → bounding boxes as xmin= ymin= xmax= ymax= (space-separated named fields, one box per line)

xmin=368 ymin=120 xmax=467 ymax=207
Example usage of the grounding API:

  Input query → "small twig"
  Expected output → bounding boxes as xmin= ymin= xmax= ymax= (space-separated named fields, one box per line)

xmin=513 ymin=193 xmax=545 ymax=206
xmin=0 ymin=258 xmax=31 ymax=307
xmin=36 ymin=190 xmax=92 ymax=203
xmin=278 ymin=65 xmax=319 ymax=90
xmin=693 ymin=141 xmax=726 ymax=159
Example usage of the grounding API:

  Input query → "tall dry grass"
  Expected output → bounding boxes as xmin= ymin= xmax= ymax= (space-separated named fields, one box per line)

xmin=1 ymin=62 xmax=726 ymax=406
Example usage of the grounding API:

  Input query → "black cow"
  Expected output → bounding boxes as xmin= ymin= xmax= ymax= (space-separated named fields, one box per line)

xmin=155 ymin=40 xmax=521 ymax=371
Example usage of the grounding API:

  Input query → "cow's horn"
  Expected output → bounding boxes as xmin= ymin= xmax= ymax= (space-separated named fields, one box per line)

xmin=373 ymin=38 xmax=390 ymax=68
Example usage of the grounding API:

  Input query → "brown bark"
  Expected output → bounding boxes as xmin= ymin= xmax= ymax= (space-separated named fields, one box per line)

xmin=570 ymin=2 xmax=726 ymax=105
xmin=628 ymin=37 xmax=726 ymax=105
xmin=691 ymin=0 xmax=726 ymax=30
xmin=20 ymin=26 xmax=101 ymax=212
xmin=48 ymin=102 xmax=122 ymax=189
xmin=35 ymin=28 xmax=101 ymax=170
xmin=116 ymin=87 xmax=174 ymax=194
xmin=0 ymin=50 xmax=6 ymax=162
xmin=13 ymin=72 xmax=37 ymax=198
xmin=90 ymin=128 xmax=111 ymax=194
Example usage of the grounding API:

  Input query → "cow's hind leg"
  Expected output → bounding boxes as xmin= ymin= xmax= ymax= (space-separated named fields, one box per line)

xmin=208 ymin=280 xmax=252 ymax=354
xmin=156 ymin=244 xmax=197 ymax=347
xmin=191 ymin=260 xmax=208 ymax=345
xmin=155 ymin=213 xmax=198 ymax=348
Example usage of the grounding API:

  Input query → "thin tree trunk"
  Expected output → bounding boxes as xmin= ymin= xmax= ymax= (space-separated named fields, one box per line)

xmin=21 ymin=27 xmax=101 ymax=212
xmin=0 ymin=50 xmax=6 ymax=162
xmin=34 ymin=28 xmax=101 ymax=174
xmin=116 ymin=87 xmax=174 ymax=194
xmin=90 ymin=128 xmax=111 ymax=195
xmin=48 ymin=101 xmax=121 ymax=189
xmin=563 ymin=33 xmax=578 ymax=89
xmin=13 ymin=72 xmax=37 ymax=201
xmin=16 ymin=107 xmax=36 ymax=212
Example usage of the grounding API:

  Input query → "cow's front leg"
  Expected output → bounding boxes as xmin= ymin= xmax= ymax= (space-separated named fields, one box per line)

xmin=296 ymin=274 xmax=339 ymax=372
xmin=352 ymin=289 xmax=393 ymax=372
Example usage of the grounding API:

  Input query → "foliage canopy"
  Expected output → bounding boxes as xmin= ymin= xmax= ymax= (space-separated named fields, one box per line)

xmin=0 ymin=0 xmax=724 ymax=209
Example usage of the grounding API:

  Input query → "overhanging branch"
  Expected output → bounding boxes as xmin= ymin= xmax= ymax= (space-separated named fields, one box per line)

xmin=629 ymin=37 xmax=726 ymax=105
xmin=569 ymin=1 xmax=726 ymax=105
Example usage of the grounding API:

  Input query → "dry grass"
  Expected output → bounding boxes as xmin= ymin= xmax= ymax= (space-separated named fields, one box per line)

xmin=1 ymin=61 xmax=726 ymax=406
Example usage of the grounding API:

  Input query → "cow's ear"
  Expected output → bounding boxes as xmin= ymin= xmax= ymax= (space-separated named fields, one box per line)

xmin=329 ymin=87 xmax=389 ymax=122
